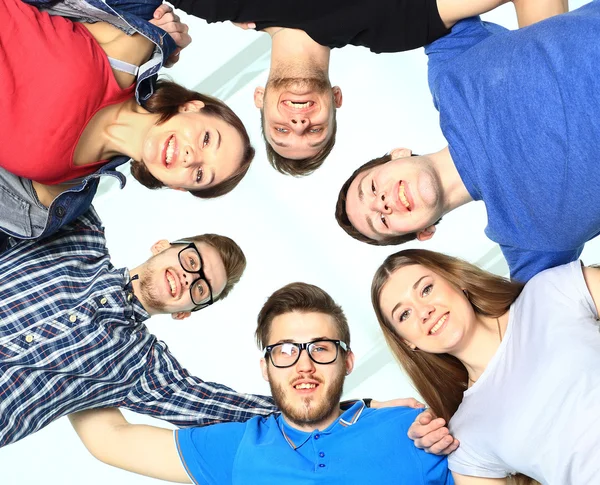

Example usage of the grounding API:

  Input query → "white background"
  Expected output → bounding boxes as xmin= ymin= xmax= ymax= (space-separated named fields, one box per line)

xmin=2 ymin=2 xmax=594 ymax=484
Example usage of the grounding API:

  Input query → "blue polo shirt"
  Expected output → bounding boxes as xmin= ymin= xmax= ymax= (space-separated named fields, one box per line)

xmin=175 ymin=401 xmax=453 ymax=484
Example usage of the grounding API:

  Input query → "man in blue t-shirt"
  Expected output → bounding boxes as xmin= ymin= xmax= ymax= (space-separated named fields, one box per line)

xmin=337 ymin=1 xmax=600 ymax=283
xmin=68 ymin=282 xmax=453 ymax=484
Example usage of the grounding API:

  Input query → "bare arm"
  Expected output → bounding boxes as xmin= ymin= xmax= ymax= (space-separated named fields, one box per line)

xmin=69 ymin=408 xmax=191 ymax=483
xmin=582 ymin=266 xmax=600 ymax=315
xmin=453 ymin=473 xmax=508 ymax=485
xmin=512 ymin=0 xmax=568 ymax=27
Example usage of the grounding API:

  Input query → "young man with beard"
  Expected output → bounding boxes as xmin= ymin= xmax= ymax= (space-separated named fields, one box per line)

xmin=0 ymin=207 xmax=278 ymax=447
xmin=164 ymin=0 xmax=562 ymax=176
xmin=68 ymin=282 xmax=453 ymax=484
xmin=336 ymin=1 xmax=600 ymax=283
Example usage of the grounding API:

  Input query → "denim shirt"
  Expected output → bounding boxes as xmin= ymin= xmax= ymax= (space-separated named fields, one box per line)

xmin=2 ymin=0 xmax=178 ymax=244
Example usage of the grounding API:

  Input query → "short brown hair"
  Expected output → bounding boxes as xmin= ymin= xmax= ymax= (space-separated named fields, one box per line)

xmin=256 ymin=282 xmax=350 ymax=349
xmin=182 ymin=233 xmax=246 ymax=301
xmin=130 ymin=80 xmax=255 ymax=198
xmin=260 ymin=109 xmax=337 ymax=177
xmin=371 ymin=249 xmax=524 ymax=423
xmin=335 ymin=153 xmax=440 ymax=245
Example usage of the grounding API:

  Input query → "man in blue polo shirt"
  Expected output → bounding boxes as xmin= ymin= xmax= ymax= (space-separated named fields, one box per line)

xmin=69 ymin=282 xmax=453 ymax=484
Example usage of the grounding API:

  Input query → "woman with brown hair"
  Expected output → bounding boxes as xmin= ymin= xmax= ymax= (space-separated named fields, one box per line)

xmin=1 ymin=0 xmax=254 ymax=213
xmin=371 ymin=249 xmax=600 ymax=485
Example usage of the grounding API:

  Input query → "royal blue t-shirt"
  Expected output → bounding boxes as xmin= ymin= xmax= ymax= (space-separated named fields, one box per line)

xmin=175 ymin=401 xmax=453 ymax=484
xmin=426 ymin=1 xmax=600 ymax=282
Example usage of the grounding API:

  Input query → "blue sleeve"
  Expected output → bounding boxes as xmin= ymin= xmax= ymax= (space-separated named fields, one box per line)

xmin=121 ymin=339 xmax=277 ymax=426
xmin=501 ymin=244 xmax=584 ymax=283
xmin=425 ymin=18 xmax=506 ymax=107
xmin=175 ymin=422 xmax=247 ymax=485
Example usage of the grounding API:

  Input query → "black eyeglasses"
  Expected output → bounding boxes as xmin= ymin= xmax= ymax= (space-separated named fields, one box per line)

xmin=264 ymin=339 xmax=348 ymax=368
xmin=171 ymin=241 xmax=214 ymax=312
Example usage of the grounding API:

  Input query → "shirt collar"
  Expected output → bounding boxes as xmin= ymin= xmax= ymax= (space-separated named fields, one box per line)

xmin=277 ymin=400 xmax=366 ymax=450
xmin=122 ymin=269 xmax=150 ymax=323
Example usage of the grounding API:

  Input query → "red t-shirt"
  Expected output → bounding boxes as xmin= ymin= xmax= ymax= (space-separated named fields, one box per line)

xmin=1 ymin=0 xmax=135 ymax=185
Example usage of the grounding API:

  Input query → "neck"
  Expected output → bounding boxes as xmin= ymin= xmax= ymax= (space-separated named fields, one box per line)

xmin=452 ymin=313 xmax=509 ymax=383
xmin=127 ymin=267 xmax=157 ymax=316
xmin=428 ymin=146 xmax=472 ymax=215
xmin=283 ymin=405 xmax=343 ymax=433
xmin=267 ymin=28 xmax=331 ymax=81
xmin=91 ymin=98 xmax=158 ymax=162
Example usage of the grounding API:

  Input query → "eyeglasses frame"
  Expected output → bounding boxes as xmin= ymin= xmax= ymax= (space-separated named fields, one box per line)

xmin=170 ymin=240 xmax=214 ymax=312
xmin=263 ymin=339 xmax=349 ymax=368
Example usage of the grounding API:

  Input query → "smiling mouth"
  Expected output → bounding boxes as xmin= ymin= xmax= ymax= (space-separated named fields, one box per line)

xmin=399 ymin=181 xmax=411 ymax=211
xmin=164 ymin=135 xmax=175 ymax=167
xmin=294 ymin=383 xmax=317 ymax=390
xmin=283 ymin=100 xmax=314 ymax=109
xmin=166 ymin=270 xmax=178 ymax=298
xmin=429 ymin=314 xmax=448 ymax=335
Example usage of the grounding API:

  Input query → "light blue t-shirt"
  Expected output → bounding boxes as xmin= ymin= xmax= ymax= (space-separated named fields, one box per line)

xmin=175 ymin=401 xmax=453 ymax=485
xmin=425 ymin=1 xmax=600 ymax=282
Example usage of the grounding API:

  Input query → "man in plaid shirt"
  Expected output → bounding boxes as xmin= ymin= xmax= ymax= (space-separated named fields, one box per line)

xmin=0 ymin=208 xmax=276 ymax=447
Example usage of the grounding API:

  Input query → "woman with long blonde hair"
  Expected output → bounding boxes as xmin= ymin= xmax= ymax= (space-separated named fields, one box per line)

xmin=372 ymin=249 xmax=600 ymax=485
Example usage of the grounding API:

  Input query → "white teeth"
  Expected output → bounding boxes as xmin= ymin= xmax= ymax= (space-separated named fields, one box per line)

xmin=284 ymin=100 xmax=312 ymax=109
xmin=399 ymin=182 xmax=410 ymax=210
xmin=430 ymin=314 xmax=448 ymax=335
xmin=166 ymin=137 xmax=175 ymax=164
xmin=295 ymin=383 xmax=316 ymax=390
xmin=166 ymin=272 xmax=176 ymax=297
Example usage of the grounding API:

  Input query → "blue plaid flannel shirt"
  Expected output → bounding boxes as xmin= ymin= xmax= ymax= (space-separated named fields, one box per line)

xmin=0 ymin=209 xmax=276 ymax=447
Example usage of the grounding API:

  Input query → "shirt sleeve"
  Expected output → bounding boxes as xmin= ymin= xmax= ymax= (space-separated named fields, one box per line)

xmin=175 ymin=423 xmax=247 ymax=485
xmin=121 ymin=339 xmax=277 ymax=426
xmin=501 ymin=244 xmax=584 ymax=283
xmin=425 ymin=18 xmax=505 ymax=104
xmin=448 ymin=443 xmax=509 ymax=479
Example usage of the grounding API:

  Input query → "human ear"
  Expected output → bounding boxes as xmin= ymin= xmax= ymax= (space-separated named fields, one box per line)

xmin=171 ymin=311 xmax=192 ymax=320
xmin=332 ymin=86 xmax=343 ymax=108
xmin=344 ymin=350 xmax=355 ymax=375
xmin=389 ymin=147 xmax=413 ymax=160
xmin=260 ymin=358 xmax=269 ymax=382
xmin=253 ymin=87 xmax=265 ymax=109
xmin=402 ymin=339 xmax=417 ymax=350
xmin=151 ymin=239 xmax=171 ymax=255
xmin=416 ymin=225 xmax=436 ymax=242
xmin=178 ymin=99 xmax=206 ymax=113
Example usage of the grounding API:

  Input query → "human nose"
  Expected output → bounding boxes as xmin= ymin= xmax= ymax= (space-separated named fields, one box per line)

xmin=369 ymin=191 xmax=392 ymax=214
xmin=418 ymin=304 xmax=435 ymax=324
xmin=289 ymin=116 xmax=308 ymax=135
xmin=295 ymin=347 xmax=316 ymax=373
xmin=183 ymin=145 xmax=203 ymax=165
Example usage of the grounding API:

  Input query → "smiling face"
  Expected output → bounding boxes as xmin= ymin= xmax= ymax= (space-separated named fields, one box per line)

xmin=378 ymin=264 xmax=477 ymax=354
xmin=255 ymin=79 xmax=342 ymax=160
xmin=136 ymin=240 xmax=227 ymax=317
xmin=345 ymin=153 xmax=444 ymax=241
xmin=260 ymin=311 xmax=354 ymax=432
xmin=141 ymin=101 xmax=244 ymax=191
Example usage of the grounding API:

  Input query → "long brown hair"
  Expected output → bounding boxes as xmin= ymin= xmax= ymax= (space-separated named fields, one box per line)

xmin=130 ymin=80 xmax=255 ymax=198
xmin=371 ymin=249 xmax=524 ymax=423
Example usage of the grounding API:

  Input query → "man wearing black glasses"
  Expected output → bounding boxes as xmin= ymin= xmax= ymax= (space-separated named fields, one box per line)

xmin=68 ymin=282 xmax=453 ymax=484
xmin=0 ymin=208 xmax=277 ymax=447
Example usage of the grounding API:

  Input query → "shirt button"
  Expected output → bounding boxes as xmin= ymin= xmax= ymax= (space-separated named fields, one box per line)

xmin=319 ymin=452 xmax=325 ymax=458
xmin=314 ymin=434 xmax=320 ymax=440
xmin=25 ymin=334 xmax=34 ymax=343
xmin=319 ymin=464 xmax=326 ymax=468
xmin=127 ymin=294 xmax=133 ymax=302
xmin=69 ymin=314 xmax=77 ymax=323
xmin=100 ymin=297 xmax=107 ymax=305
xmin=55 ymin=206 xmax=66 ymax=218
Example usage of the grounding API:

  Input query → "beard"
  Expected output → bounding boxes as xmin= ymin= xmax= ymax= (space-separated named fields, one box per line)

xmin=135 ymin=255 xmax=167 ymax=313
xmin=268 ymin=367 xmax=346 ymax=429
xmin=266 ymin=75 xmax=331 ymax=95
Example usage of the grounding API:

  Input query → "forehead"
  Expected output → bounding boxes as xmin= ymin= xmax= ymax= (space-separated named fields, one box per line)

xmin=345 ymin=166 xmax=380 ymax=240
xmin=268 ymin=311 xmax=339 ymax=343
xmin=379 ymin=264 xmax=429 ymax=306
xmin=193 ymin=242 xmax=227 ymax=297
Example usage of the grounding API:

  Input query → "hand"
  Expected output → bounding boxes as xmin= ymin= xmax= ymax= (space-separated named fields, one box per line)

xmin=407 ymin=410 xmax=459 ymax=455
xmin=150 ymin=4 xmax=192 ymax=67
xmin=370 ymin=397 xmax=425 ymax=409
xmin=232 ymin=21 xmax=256 ymax=30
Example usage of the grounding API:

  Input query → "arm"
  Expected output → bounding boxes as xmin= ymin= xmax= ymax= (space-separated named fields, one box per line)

xmin=407 ymin=409 xmax=460 ymax=455
xmin=69 ymin=408 xmax=190 ymax=483
xmin=512 ymin=0 xmax=568 ymax=27
xmin=453 ymin=473 xmax=508 ymax=485
xmin=121 ymin=340 xmax=277 ymax=427
xmin=582 ymin=266 xmax=600 ymax=315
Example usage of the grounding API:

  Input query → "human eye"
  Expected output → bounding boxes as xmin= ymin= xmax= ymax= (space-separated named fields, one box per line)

xmin=422 ymin=284 xmax=433 ymax=297
xmin=309 ymin=127 xmax=323 ymax=134
xmin=399 ymin=309 xmax=411 ymax=322
xmin=196 ymin=282 xmax=204 ymax=296
xmin=188 ymin=256 xmax=198 ymax=269
xmin=203 ymin=131 xmax=210 ymax=147
xmin=275 ymin=127 xmax=289 ymax=133
xmin=196 ymin=167 xmax=203 ymax=183
xmin=371 ymin=180 xmax=376 ymax=194
xmin=380 ymin=214 xmax=388 ymax=229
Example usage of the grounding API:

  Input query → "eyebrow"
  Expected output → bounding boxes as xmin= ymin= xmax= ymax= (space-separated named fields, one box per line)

xmin=217 ymin=129 xmax=221 ymax=150
xmin=358 ymin=173 xmax=367 ymax=202
xmin=390 ymin=276 xmax=428 ymax=318
xmin=195 ymin=245 xmax=215 ymax=290
xmin=273 ymin=336 xmax=332 ymax=345
xmin=272 ymin=139 xmax=291 ymax=148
